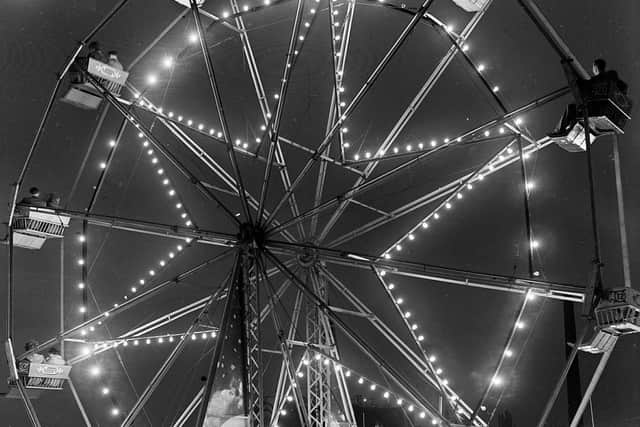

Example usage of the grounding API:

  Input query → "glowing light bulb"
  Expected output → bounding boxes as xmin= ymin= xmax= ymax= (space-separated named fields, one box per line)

xmin=477 ymin=64 xmax=486 ymax=72
xmin=147 ymin=74 xmax=158 ymax=85
xmin=102 ymin=387 xmax=110 ymax=395
xmin=78 ymin=282 xmax=85 ymax=289
xmin=89 ymin=365 xmax=101 ymax=376
xmin=505 ymin=349 xmax=513 ymax=357
xmin=111 ymin=407 xmax=120 ymax=416
xmin=163 ymin=56 xmax=174 ymax=68
xmin=188 ymin=32 xmax=198 ymax=43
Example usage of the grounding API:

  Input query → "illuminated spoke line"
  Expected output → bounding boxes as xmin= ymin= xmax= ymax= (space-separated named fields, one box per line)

xmin=285 ymin=347 xmax=454 ymax=425
xmin=265 ymin=249 xmax=449 ymax=424
xmin=380 ymin=138 xmax=518 ymax=258
xmin=266 ymin=87 xmax=569 ymax=238
xmin=127 ymin=85 xmax=299 ymax=244
xmin=120 ymin=94 xmax=365 ymax=174
xmin=319 ymin=266 xmax=478 ymax=424
xmin=256 ymin=0 xmax=310 ymax=234
xmin=190 ymin=2 xmax=254 ymax=224
xmin=470 ymin=290 xmax=538 ymax=422
xmin=345 ymin=133 xmax=517 ymax=166
xmin=313 ymin=3 xmax=491 ymax=242
xmin=265 ymin=0 xmax=439 ymax=227
xmin=311 ymin=0 xmax=355 ymax=236
xmin=329 ymin=136 xmax=549 ymax=248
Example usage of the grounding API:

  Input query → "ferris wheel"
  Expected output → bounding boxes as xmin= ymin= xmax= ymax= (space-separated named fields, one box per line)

xmin=3 ymin=0 xmax=638 ymax=426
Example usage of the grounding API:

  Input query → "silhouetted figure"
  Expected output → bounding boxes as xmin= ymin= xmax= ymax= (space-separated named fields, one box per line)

xmin=107 ymin=50 xmax=124 ymax=70
xmin=18 ymin=340 xmax=45 ymax=386
xmin=45 ymin=347 xmax=66 ymax=366
xmin=46 ymin=193 xmax=62 ymax=208
xmin=548 ymin=58 xmax=624 ymax=137
xmin=87 ymin=41 xmax=108 ymax=63
xmin=20 ymin=187 xmax=46 ymax=207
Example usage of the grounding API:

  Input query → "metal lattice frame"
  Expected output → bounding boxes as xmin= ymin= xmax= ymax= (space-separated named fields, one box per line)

xmin=9 ymin=0 xmax=627 ymax=426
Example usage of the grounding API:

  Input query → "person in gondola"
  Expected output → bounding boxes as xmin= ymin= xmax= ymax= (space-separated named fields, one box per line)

xmin=46 ymin=193 xmax=62 ymax=209
xmin=87 ymin=41 xmax=108 ymax=63
xmin=107 ymin=50 xmax=124 ymax=70
xmin=18 ymin=341 xmax=45 ymax=386
xmin=44 ymin=347 xmax=67 ymax=387
xmin=20 ymin=187 xmax=47 ymax=207
xmin=547 ymin=58 xmax=623 ymax=138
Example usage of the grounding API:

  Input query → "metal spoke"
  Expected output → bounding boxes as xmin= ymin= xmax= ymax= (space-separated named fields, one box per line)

xmin=266 ymin=86 xmax=569 ymax=238
xmin=263 ymin=248 xmax=451 ymax=425
xmin=265 ymin=0 xmax=438 ymax=226
xmin=316 ymin=4 xmax=492 ymax=242
xmin=190 ymin=0 xmax=253 ymax=223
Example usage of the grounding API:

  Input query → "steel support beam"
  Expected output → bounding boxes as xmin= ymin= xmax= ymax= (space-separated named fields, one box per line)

xmin=265 ymin=0 xmax=438 ymax=226
xmin=316 ymin=3 xmax=492 ymax=242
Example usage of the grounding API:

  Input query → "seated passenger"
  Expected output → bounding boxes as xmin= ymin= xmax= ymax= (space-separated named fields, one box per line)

xmin=45 ymin=348 xmax=66 ymax=365
xmin=548 ymin=58 xmax=618 ymax=138
xmin=46 ymin=193 xmax=62 ymax=209
xmin=44 ymin=347 xmax=66 ymax=387
xmin=17 ymin=341 xmax=45 ymax=386
xmin=107 ymin=50 xmax=124 ymax=71
xmin=20 ymin=187 xmax=47 ymax=207
xmin=88 ymin=41 xmax=108 ymax=63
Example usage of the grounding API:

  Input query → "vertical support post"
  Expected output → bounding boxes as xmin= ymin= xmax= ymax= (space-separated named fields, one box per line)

xmin=15 ymin=380 xmax=43 ymax=427
xmin=68 ymin=378 xmax=93 ymax=427
xmin=60 ymin=238 xmax=65 ymax=356
xmin=569 ymin=339 xmax=617 ymax=427
xmin=612 ymin=136 xmax=631 ymax=287
xmin=517 ymin=135 xmax=535 ymax=277
xmin=196 ymin=258 xmax=242 ymax=426
xmin=7 ymin=226 xmax=14 ymax=340
xmin=6 ymin=226 xmax=41 ymax=427
xmin=306 ymin=272 xmax=332 ymax=426
xmin=564 ymin=302 xmax=583 ymax=425
xmin=189 ymin=0 xmax=252 ymax=223
xmin=536 ymin=324 xmax=590 ymax=427
xmin=242 ymin=251 xmax=265 ymax=426
xmin=81 ymin=221 xmax=88 ymax=322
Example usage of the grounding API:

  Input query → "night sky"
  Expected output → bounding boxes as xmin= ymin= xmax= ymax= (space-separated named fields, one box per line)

xmin=1 ymin=0 xmax=639 ymax=426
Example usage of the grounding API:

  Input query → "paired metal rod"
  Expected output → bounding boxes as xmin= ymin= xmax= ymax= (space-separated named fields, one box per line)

xmin=265 ymin=0 xmax=438 ymax=226
xmin=190 ymin=0 xmax=253 ymax=223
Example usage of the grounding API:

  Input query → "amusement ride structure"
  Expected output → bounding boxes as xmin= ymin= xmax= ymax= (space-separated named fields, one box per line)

xmin=3 ymin=0 xmax=638 ymax=426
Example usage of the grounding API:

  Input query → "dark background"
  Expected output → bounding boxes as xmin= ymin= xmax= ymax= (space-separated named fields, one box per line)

xmin=1 ymin=0 xmax=639 ymax=426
